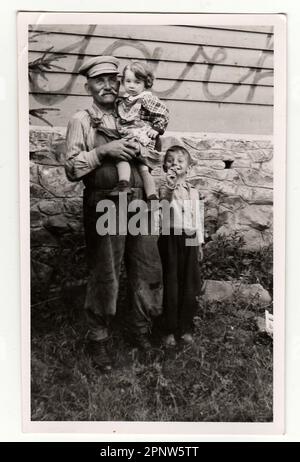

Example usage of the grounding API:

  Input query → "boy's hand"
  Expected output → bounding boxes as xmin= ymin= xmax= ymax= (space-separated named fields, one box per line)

xmin=166 ymin=166 xmax=179 ymax=188
xmin=198 ymin=245 xmax=204 ymax=262
xmin=147 ymin=128 xmax=159 ymax=139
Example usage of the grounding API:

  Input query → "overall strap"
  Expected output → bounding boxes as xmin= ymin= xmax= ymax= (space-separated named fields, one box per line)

xmin=85 ymin=108 xmax=120 ymax=140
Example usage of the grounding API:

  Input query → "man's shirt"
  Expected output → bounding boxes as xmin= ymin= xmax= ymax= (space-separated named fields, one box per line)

xmin=65 ymin=103 xmax=117 ymax=182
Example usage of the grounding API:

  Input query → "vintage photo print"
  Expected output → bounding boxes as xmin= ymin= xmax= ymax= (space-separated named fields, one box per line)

xmin=18 ymin=12 xmax=286 ymax=434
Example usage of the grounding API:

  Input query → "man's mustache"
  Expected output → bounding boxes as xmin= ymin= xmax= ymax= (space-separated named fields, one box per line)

xmin=99 ymin=89 xmax=118 ymax=96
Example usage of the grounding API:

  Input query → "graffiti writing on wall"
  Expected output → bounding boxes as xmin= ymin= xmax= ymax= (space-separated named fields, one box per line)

xmin=29 ymin=28 xmax=274 ymax=123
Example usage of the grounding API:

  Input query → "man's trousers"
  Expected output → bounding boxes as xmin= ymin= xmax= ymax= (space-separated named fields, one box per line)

xmin=83 ymin=187 xmax=163 ymax=341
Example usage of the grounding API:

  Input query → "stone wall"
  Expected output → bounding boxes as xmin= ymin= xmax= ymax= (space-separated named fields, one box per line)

xmin=30 ymin=127 xmax=273 ymax=301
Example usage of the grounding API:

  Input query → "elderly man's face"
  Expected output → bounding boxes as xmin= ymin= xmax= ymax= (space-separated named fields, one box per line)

xmin=85 ymin=73 xmax=120 ymax=107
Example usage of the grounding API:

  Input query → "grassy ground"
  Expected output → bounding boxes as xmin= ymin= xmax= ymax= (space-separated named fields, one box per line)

xmin=31 ymin=290 xmax=273 ymax=422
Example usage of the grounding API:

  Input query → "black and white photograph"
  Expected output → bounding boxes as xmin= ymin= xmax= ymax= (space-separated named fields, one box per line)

xmin=18 ymin=12 xmax=286 ymax=433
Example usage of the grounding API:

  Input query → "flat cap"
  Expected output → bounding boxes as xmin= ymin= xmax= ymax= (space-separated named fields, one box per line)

xmin=78 ymin=56 xmax=120 ymax=78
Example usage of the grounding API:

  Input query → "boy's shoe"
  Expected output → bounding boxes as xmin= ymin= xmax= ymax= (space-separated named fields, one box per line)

xmin=181 ymin=333 xmax=194 ymax=345
xmin=87 ymin=339 xmax=112 ymax=372
xmin=108 ymin=180 xmax=132 ymax=196
xmin=164 ymin=334 xmax=176 ymax=347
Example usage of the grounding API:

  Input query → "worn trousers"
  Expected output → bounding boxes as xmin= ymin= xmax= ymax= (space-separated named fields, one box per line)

xmin=158 ymin=233 xmax=201 ymax=335
xmin=83 ymin=188 xmax=163 ymax=341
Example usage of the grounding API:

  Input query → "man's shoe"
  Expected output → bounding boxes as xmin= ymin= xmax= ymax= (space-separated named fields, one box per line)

xmin=132 ymin=332 xmax=152 ymax=351
xmin=163 ymin=333 xmax=176 ymax=347
xmin=87 ymin=340 xmax=112 ymax=372
xmin=108 ymin=180 xmax=132 ymax=196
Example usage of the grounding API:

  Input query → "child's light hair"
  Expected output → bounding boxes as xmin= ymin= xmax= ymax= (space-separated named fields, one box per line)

xmin=122 ymin=61 xmax=154 ymax=89
xmin=163 ymin=145 xmax=193 ymax=171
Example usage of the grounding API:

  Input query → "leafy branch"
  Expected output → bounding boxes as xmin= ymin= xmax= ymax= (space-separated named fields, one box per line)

xmin=28 ymin=33 xmax=66 ymax=125
xmin=29 ymin=47 xmax=67 ymax=82
xmin=29 ymin=108 xmax=60 ymax=127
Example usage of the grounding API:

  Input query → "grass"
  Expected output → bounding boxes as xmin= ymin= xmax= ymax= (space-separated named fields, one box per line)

xmin=31 ymin=235 xmax=273 ymax=422
xmin=31 ymin=290 xmax=273 ymax=422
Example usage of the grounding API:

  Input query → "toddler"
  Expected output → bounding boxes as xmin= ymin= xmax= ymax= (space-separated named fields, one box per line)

xmin=110 ymin=61 xmax=169 ymax=200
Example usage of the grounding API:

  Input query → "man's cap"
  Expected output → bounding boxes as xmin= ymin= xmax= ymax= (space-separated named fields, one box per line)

xmin=78 ymin=56 xmax=120 ymax=78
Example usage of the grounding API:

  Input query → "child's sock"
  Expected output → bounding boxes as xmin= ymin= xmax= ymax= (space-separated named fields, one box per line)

xmin=139 ymin=167 xmax=158 ymax=199
xmin=117 ymin=160 xmax=131 ymax=182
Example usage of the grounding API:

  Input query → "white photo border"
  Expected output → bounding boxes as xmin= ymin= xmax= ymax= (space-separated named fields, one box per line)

xmin=18 ymin=11 xmax=286 ymax=434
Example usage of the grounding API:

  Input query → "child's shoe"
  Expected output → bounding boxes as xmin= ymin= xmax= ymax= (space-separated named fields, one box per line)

xmin=181 ymin=333 xmax=194 ymax=345
xmin=146 ymin=194 xmax=160 ymax=211
xmin=109 ymin=180 xmax=132 ymax=196
xmin=164 ymin=334 xmax=176 ymax=347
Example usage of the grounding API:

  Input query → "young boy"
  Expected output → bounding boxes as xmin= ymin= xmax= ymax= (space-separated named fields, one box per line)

xmin=158 ymin=145 xmax=204 ymax=346
xmin=110 ymin=61 xmax=169 ymax=200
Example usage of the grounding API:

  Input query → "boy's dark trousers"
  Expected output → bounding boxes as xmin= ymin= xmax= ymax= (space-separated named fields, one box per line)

xmin=158 ymin=232 xmax=201 ymax=335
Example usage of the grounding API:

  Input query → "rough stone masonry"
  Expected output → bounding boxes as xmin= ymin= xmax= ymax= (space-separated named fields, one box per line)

xmin=29 ymin=126 xmax=273 ymax=302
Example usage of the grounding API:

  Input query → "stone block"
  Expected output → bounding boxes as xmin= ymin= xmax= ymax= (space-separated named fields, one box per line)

xmin=68 ymin=220 xmax=83 ymax=233
xmin=217 ymin=206 xmax=234 ymax=226
xmin=63 ymin=198 xmax=83 ymax=216
xmin=30 ymin=127 xmax=67 ymax=164
xmin=181 ymin=137 xmax=213 ymax=151
xmin=201 ymin=279 xmax=271 ymax=305
xmin=255 ymin=140 xmax=273 ymax=149
xmin=38 ymin=165 xmax=83 ymax=198
xmin=31 ymin=227 xmax=58 ymax=247
xmin=38 ymin=199 xmax=64 ymax=216
xmin=30 ymin=207 xmax=44 ymax=228
xmin=195 ymin=160 xmax=226 ymax=170
xmin=191 ymin=166 xmax=240 ymax=182
xmin=31 ymin=247 xmax=60 ymax=267
xmin=30 ymin=161 xmax=39 ymax=183
xmin=261 ymin=158 xmax=273 ymax=174
xmin=50 ymin=139 xmax=67 ymax=164
xmin=248 ymin=149 xmax=273 ymax=163
xmin=248 ymin=188 xmax=273 ymax=205
xmin=242 ymin=228 xmax=273 ymax=251
xmin=236 ymin=205 xmax=273 ymax=231
xmin=237 ymin=168 xmax=273 ymax=188
xmin=31 ymin=259 xmax=53 ymax=287
xmin=218 ymin=195 xmax=246 ymax=211
xmin=231 ymin=159 xmax=252 ymax=168
xmin=30 ymin=151 xmax=61 ymax=166
xmin=30 ymin=130 xmax=53 ymax=152
xmin=44 ymin=214 xmax=71 ymax=234
xmin=30 ymin=183 xmax=54 ymax=200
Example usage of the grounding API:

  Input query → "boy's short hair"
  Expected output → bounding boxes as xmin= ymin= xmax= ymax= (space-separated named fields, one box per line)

xmin=122 ymin=61 xmax=154 ymax=89
xmin=163 ymin=145 xmax=193 ymax=171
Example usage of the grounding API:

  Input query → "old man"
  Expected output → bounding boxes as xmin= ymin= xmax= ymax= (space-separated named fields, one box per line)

xmin=65 ymin=56 xmax=162 ymax=371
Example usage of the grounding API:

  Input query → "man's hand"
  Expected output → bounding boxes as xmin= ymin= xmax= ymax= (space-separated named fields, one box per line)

xmin=146 ymin=127 xmax=159 ymax=139
xmin=96 ymin=138 xmax=139 ymax=162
